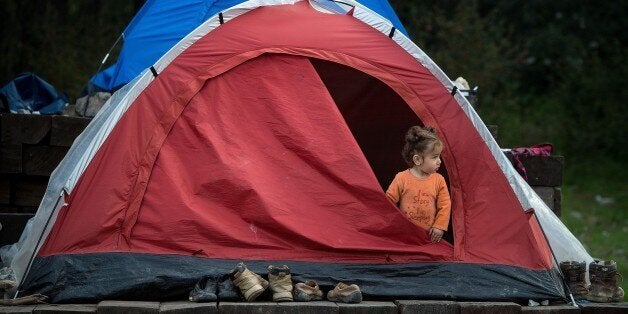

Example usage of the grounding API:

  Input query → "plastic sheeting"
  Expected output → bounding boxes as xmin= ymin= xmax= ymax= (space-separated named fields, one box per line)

xmin=0 ymin=72 xmax=68 ymax=114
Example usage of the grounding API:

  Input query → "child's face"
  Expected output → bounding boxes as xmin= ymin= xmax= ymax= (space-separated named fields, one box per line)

xmin=415 ymin=144 xmax=442 ymax=175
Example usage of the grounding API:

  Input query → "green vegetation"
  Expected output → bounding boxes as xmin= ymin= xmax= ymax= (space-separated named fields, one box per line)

xmin=562 ymin=159 xmax=627 ymax=300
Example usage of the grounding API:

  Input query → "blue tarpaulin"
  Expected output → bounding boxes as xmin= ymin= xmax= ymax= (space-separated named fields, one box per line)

xmin=90 ymin=0 xmax=408 ymax=91
xmin=0 ymin=72 xmax=68 ymax=115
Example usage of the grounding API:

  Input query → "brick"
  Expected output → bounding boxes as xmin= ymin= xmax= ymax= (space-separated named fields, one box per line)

xmin=532 ymin=186 xmax=562 ymax=217
xmin=1 ymin=114 xmax=51 ymax=145
xmin=338 ymin=301 xmax=397 ymax=314
xmin=33 ymin=304 xmax=97 ymax=313
xmin=522 ymin=304 xmax=580 ymax=313
xmin=97 ymin=301 xmax=159 ymax=314
xmin=506 ymin=154 xmax=564 ymax=186
xmin=459 ymin=302 xmax=521 ymax=314
xmin=0 ymin=144 xmax=22 ymax=173
xmin=0 ymin=305 xmax=37 ymax=313
xmin=580 ymin=302 xmax=628 ymax=314
xmin=50 ymin=116 xmax=91 ymax=147
xmin=396 ymin=300 xmax=460 ymax=314
xmin=0 ymin=213 xmax=34 ymax=248
xmin=0 ymin=205 xmax=20 ymax=213
xmin=23 ymin=145 xmax=68 ymax=176
xmin=219 ymin=301 xmax=338 ymax=314
xmin=0 ymin=178 xmax=10 ymax=204
xmin=14 ymin=176 xmax=47 ymax=207
xmin=159 ymin=301 xmax=217 ymax=314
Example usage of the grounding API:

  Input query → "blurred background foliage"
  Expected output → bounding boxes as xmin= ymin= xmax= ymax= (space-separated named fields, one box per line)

xmin=0 ymin=0 xmax=626 ymax=289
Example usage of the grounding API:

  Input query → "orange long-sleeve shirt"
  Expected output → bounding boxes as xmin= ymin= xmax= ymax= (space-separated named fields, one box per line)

xmin=386 ymin=169 xmax=451 ymax=231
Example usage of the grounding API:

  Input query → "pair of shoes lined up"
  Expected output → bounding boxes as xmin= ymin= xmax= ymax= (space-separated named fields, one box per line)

xmin=230 ymin=262 xmax=292 ymax=302
xmin=299 ymin=281 xmax=362 ymax=303
xmin=229 ymin=262 xmax=362 ymax=303
xmin=560 ymin=259 xmax=624 ymax=303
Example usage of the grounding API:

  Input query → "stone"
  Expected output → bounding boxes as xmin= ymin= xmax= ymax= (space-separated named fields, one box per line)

xmin=219 ymin=301 xmax=338 ymax=314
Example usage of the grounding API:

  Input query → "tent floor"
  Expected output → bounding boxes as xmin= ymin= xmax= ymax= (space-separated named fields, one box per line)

xmin=1 ymin=300 xmax=626 ymax=313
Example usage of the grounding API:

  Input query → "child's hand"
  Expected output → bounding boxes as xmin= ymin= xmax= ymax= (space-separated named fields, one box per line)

xmin=429 ymin=227 xmax=444 ymax=243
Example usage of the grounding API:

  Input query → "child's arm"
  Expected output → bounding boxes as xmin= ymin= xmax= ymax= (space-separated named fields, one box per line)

xmin=431 ymin=176 xmax=451 ymax=241
xmin=385 ymin=174 xmax=402 ymax=205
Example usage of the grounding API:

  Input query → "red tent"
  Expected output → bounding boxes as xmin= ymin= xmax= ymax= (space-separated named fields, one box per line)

xmin=11 ymin=1 xmax=591 ymax=303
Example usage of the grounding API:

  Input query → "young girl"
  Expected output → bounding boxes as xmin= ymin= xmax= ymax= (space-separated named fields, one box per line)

xmin=386 ymin=126 xmax=451 ymax=243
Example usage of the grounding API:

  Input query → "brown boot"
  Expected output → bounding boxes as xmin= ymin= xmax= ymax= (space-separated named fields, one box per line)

xmin=230 ymin=262 xmax=268 ymax=302
xmin=293 ymin=280 xmax=323 ymax=301
xmin=268 ymin=265 xmax=293 ymax=302
xmin=587 ymin=260 xmax=624 ymax=303
xmin=559 ymin=261 xmax=589 ymax=299
xmin=327 ymin=282 xmax=362 ymax=303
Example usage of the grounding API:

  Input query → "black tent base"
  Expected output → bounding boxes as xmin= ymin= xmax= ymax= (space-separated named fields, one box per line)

xmin=20 ymin=252 xmax=565 ymax=303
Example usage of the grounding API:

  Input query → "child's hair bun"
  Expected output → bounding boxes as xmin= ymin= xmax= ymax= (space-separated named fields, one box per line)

xmin=405 ymin=126 xmax=436 ymax=143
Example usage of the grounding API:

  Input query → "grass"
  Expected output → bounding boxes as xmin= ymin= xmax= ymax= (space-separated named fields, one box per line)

xmin=560 ymin=158 xmax=627 ymax=301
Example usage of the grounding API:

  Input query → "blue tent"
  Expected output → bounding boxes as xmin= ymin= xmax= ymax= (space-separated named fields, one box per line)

xmin=89 ymin=0 xmax=408 ymax=91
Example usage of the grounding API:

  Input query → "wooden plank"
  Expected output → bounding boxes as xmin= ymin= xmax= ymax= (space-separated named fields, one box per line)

xmin=533 ymin=186 xmax=562 ymax=217
xmin=33 ymin=304 xmax=97 ymax=313
xmin=459 ymin=302 xmax=521 ymax=314
xmin=0 ymin=143 xmax=22 ymax=173
xmin=23 ymin=145 xmax=68 ymax=176
xmin=1 ymin=114 xmax=51 ymax=145
xmin=0 ymin=213 xmax=34 ymax=247
xmin=50 ymin=115 xmax=91 ymax=147
xmin=97 ymin=301 xmax=159 ymax=314
xmin=396 ymin=300 xmax=459 ymax=314
xmin=159 ymin=301 xmax=217 ymax=314
xmin=506 ymin=154 xmax=564 ymax=187
xmin=0 ymin=177 xmax=10 ymax=204
xmin=14 ymin=176 xmax=48 ymax=207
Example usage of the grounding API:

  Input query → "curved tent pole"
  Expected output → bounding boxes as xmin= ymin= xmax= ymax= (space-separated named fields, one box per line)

xmin=87 ymin=33 xmax=124 ymax=96
xmin=532 ymin=210 xmax=579 ymax=307
xmin=13 ymin=190 xmax=64 ymax=299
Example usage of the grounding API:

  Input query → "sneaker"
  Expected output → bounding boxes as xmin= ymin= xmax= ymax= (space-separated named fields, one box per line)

xmin=559 ymin=261 xmax=588 ymax=299
xmin=268 ymin=265 xmax=293 ymax=302
xmin=230 ymin=262 xmax=268 ymax=302
xmin=327 ymin=282 xmax=362 ymax=303
xmin=587 ymin=260 xmax=624 ymax=303
xmin=293 ymin=280 xmax=323 ymax=301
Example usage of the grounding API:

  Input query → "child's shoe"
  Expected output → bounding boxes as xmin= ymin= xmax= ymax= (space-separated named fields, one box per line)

xmin=293 ymin=280 xmax=323 ymax=301
xmin=268 ymin=265 xmax=293 ymax=302
xmin=587 ymin=260 xmax=624 ymax=303
xmin=327 ymin=282 xmax=362 ymax=303
xmin=230 ymin=262 xmax=268 ymax=302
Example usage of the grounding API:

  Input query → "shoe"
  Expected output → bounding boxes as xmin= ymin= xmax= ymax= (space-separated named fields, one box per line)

xmin=587 ymin=260 xmax=624 ymax=303
xmin=559 ymin=261 xmax=588 ymax=299
xmin=327 ymin=282 xmax=362 ymax=303
xmin=189 ymin=276 xmax=218 ymax=302
xmin=293 ymin=280 xmax=323 ymax=301
xmin=268 ymin=265 xmax=293 ymax=302
xmin=230 ymin=262 xmax=269 ymax=302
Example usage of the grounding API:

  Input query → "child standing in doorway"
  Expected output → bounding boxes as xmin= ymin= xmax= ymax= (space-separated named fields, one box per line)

xmin=386 ymin=126 xmax=451 ymax=243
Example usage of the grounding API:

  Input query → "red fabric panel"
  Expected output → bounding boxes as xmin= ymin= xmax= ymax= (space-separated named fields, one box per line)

xmin=131 ymin=54 xmax=452 ymax=262
xmin=39 ymin=2 xmax=552 ymax=269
